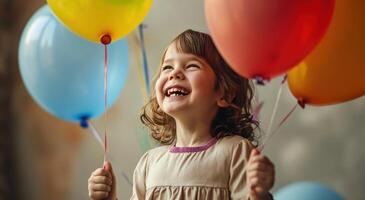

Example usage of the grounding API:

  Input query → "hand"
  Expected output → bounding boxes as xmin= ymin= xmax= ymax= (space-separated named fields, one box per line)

xmin=246 ymin=149 xmax=275 ymax=200
xmin=88 ymin=161 xmax=117 ymax=200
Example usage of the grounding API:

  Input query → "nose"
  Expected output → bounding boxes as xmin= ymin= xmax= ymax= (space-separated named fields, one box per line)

xmin=169 ymin=69 xmax=184 ymax=80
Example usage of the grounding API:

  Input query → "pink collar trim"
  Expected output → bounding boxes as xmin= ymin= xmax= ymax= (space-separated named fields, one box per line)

xmin=169 ymin=137 xmax=218 ymax=153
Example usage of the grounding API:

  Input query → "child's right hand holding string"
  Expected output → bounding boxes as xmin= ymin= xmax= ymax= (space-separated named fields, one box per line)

xmin=88 ymin=161 xmax=117 ymax=200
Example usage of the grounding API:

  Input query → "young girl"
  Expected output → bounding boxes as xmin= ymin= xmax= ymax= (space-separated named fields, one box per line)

xmin=88 ymin=30 xmax=275 ymax=200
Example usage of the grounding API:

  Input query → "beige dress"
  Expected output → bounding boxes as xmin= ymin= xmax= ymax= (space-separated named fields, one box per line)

xmin=130 ymin=135 xmax=254 ymax=200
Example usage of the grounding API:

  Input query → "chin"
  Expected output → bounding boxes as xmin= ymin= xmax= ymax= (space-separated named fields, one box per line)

xmin=163 ymin=105 xmax=184 ymax=115
xmin=162 ymin=104 xmax=189 ymax=117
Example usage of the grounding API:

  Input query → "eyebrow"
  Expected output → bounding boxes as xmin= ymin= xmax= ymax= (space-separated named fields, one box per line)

xmin=163 ymin=57 xmax=205 ymax=64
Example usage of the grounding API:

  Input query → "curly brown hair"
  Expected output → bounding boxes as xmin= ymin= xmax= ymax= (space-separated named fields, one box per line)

xmin=140 ymin=29 xmax=259 ymax=146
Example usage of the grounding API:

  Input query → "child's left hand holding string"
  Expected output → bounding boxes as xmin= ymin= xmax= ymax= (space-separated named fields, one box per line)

xmin=246 ymin=149 xmax=275 ymax=200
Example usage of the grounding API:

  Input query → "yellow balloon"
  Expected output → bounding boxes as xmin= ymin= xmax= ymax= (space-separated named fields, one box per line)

xmin=47 ymin=0 xmax=153 ymax=43
xmin=288 ymin=0 xmax=365 ymax=106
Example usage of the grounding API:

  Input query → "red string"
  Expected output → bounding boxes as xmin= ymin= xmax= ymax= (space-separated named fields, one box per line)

xmin=259 ymin=74 xmax=297 ymax=150
xmin=103 ymin=44 xmax=108 ymax=164
xmin=260 ymin=103 xmax=299 ymax=150
xmin=252 ymin=101 xmax=264 ymax=122
xmin=275 ymin=103 xmax=298 ymax=129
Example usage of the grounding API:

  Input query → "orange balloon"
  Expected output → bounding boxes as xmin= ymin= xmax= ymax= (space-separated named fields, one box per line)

xmin=288 ymin=0 xmax=365 ymax=106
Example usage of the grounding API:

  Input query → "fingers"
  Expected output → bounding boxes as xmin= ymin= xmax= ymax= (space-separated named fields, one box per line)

xmin=246 ymin=148 xmax=275 ymax=195
xmin=249 ymin=149 xmax=273 ymax=165
xmin=248 ymin=160 xmax=272 ymax=172
xmin=250 ymin=148 xmax=260 ymax=157
xmin=249 ymin=186 xmax=259 ymax=200
xmin=104 ymin=161 xmax=116 ymax=180
xmin=89 ymin=191 xmax=109 ymax=200
xmin=248 ymin=175 xmax=271 ymax=190
xmin=90 ymin=175 xmax=113 ymax=185
xmin=92 ymin=168 xmax=112 ymax=178
xmin=248 ymin=186 xmax=271 ymax=200
xmin=248 ymin=149 xmax=274 ymax=173
xmin=104 ymin=161 xmax=113 ymax=172
xmin=247 ymin=171 xmax=270 ymax=183
xmin=88 ymin=167 xmax=114 ymax=200
xmin=88 ymin=180 xmax=112 ymax=200
xmin=90 ymin=168 xmax=112 ymax=184
xmin=90 ymin=183 xmax=112 ymax=192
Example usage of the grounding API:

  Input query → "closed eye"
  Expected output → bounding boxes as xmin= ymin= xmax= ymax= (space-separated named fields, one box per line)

xmin=162 ymin=65 xmax=173 ymax=71
xmin=186 ymin=64 xmax=200 ymax=69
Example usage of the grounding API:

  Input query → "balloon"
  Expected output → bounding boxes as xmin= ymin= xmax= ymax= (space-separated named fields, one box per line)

xmin=18 ymin=5 xmax=129 ymax=122
xmin=205 ymin=0 xmax=335 ymax=80
xmin=288 ymin=0 xmax=365 ymax=106
xmin=274 ymin=182 xmax=344 ymax=200
xmin=47 ymin=0 xmax=153 ymax=43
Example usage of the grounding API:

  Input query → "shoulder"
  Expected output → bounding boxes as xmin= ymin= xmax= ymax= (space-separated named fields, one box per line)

xmin=134 ymin=145 xmax=170 ymax=171
xmin=217 ymin=135 xmax=254 ymax=150
xmin=214 ymin=135 xmax=255 ymax=160
xmin=138 ymin=145 xmax=170 ymax=163
xmin=145 ymin=145 xmax=170 ymax=157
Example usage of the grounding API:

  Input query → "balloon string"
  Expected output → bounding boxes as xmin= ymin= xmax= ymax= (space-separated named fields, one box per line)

xmin=235 ymin=98 xmax=295 ymax=195
xmin=266 ymin=79 xmax=284 ymax=137
xmin=138 ymin=24 xmax=151 ymax=95
xmin=259 ymin=103 xmax=298 ymax=151
xmin=235 ymin=75 xmax=296 ymax=194
xmin=88 ymin=121 xmax=104 ymax=147
xmin=259 ymin=74 xmax=297 ymax=151
xmin=87 ymin=121 xmax=132 ymax=187
xmin=131 ymin=33 xmax=149 ymax=101
xmin=103 ymin=44 xmax=109 ymax=164
xmin=252 ymin=101 xmax=264 ymax=122
xmin=272 ymin=103 xmax=298 ymax=133
xmin=226 ymin=103 xmax=297 ymax=194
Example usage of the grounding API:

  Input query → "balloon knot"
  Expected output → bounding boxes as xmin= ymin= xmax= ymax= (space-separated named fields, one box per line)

xmin=298 ymin=99 xmax=306 ymax=109
xmin=254 ymin=75 xmax=270 ymax=85
xmin=79 ymin=116 xmax=89 ymax=128
xmin=100 ymin=34 xmax=112 ymax=45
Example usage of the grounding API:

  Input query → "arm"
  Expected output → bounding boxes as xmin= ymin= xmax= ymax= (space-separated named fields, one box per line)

xmin=130 ymin=152 xmax=149 ymax=200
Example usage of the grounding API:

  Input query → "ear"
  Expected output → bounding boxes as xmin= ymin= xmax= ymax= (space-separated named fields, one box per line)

xmin=215 ymin=84 xmax=231 ymax=108
xmin=217 ymin=98 xmax=230 ymax=108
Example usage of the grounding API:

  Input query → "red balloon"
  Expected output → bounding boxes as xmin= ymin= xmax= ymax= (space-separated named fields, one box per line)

xmin=205 ymin=0 xmax=335 ymax=81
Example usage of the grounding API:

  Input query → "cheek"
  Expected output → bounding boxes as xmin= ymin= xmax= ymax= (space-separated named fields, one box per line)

xmin=154 ymin=77 xmax=165 ymax=101
xmin=194 ymin=76 xmax=216 ymax=94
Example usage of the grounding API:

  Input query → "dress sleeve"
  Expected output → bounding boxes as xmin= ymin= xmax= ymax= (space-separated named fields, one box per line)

xmin=229 ymin=139 xmax=254 ymax=200
xmin=130 ymin=151 xmax=149 ymax=200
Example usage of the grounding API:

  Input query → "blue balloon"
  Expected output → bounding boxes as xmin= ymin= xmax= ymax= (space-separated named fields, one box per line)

xmin=274 ymin=182 xmax=344 ymax=200
xmin=18 ymin=5 xmax=128 ymax=123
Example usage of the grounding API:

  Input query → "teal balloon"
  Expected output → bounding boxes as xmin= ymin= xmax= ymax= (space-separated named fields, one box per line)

xmin=274 ymin=182 xmax=344 ymax=200
xmin=18 ymin=5 xmax=128 ymax=122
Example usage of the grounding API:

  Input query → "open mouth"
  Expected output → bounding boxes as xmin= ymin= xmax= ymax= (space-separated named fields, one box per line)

xmin=165 ymin=86 xmax=190 ymax=97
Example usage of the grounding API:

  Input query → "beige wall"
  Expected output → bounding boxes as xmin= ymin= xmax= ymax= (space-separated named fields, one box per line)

xmin=6 ymin=0 xmax=365 ymax=200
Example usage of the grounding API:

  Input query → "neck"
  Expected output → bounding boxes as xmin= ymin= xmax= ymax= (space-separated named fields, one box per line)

xmin=170 ymin=103 xmax=219 ymax=147
xmin=174 ymin=117 xmax=214 ymax=147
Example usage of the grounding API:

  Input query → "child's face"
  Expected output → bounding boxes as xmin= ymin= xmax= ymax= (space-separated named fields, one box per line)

xmin=155 ymin=44 xmax=222 ymax=119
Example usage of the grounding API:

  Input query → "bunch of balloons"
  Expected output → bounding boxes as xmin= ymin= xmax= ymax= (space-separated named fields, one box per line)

xmin=205 ymin=0 xmax=365 ymax=107
xmin=19 ymin=0 xmax=152 ymax=123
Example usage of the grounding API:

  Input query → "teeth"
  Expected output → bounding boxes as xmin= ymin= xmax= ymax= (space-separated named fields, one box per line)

xmin=166 ymin=87 xmax=189 ymax=97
